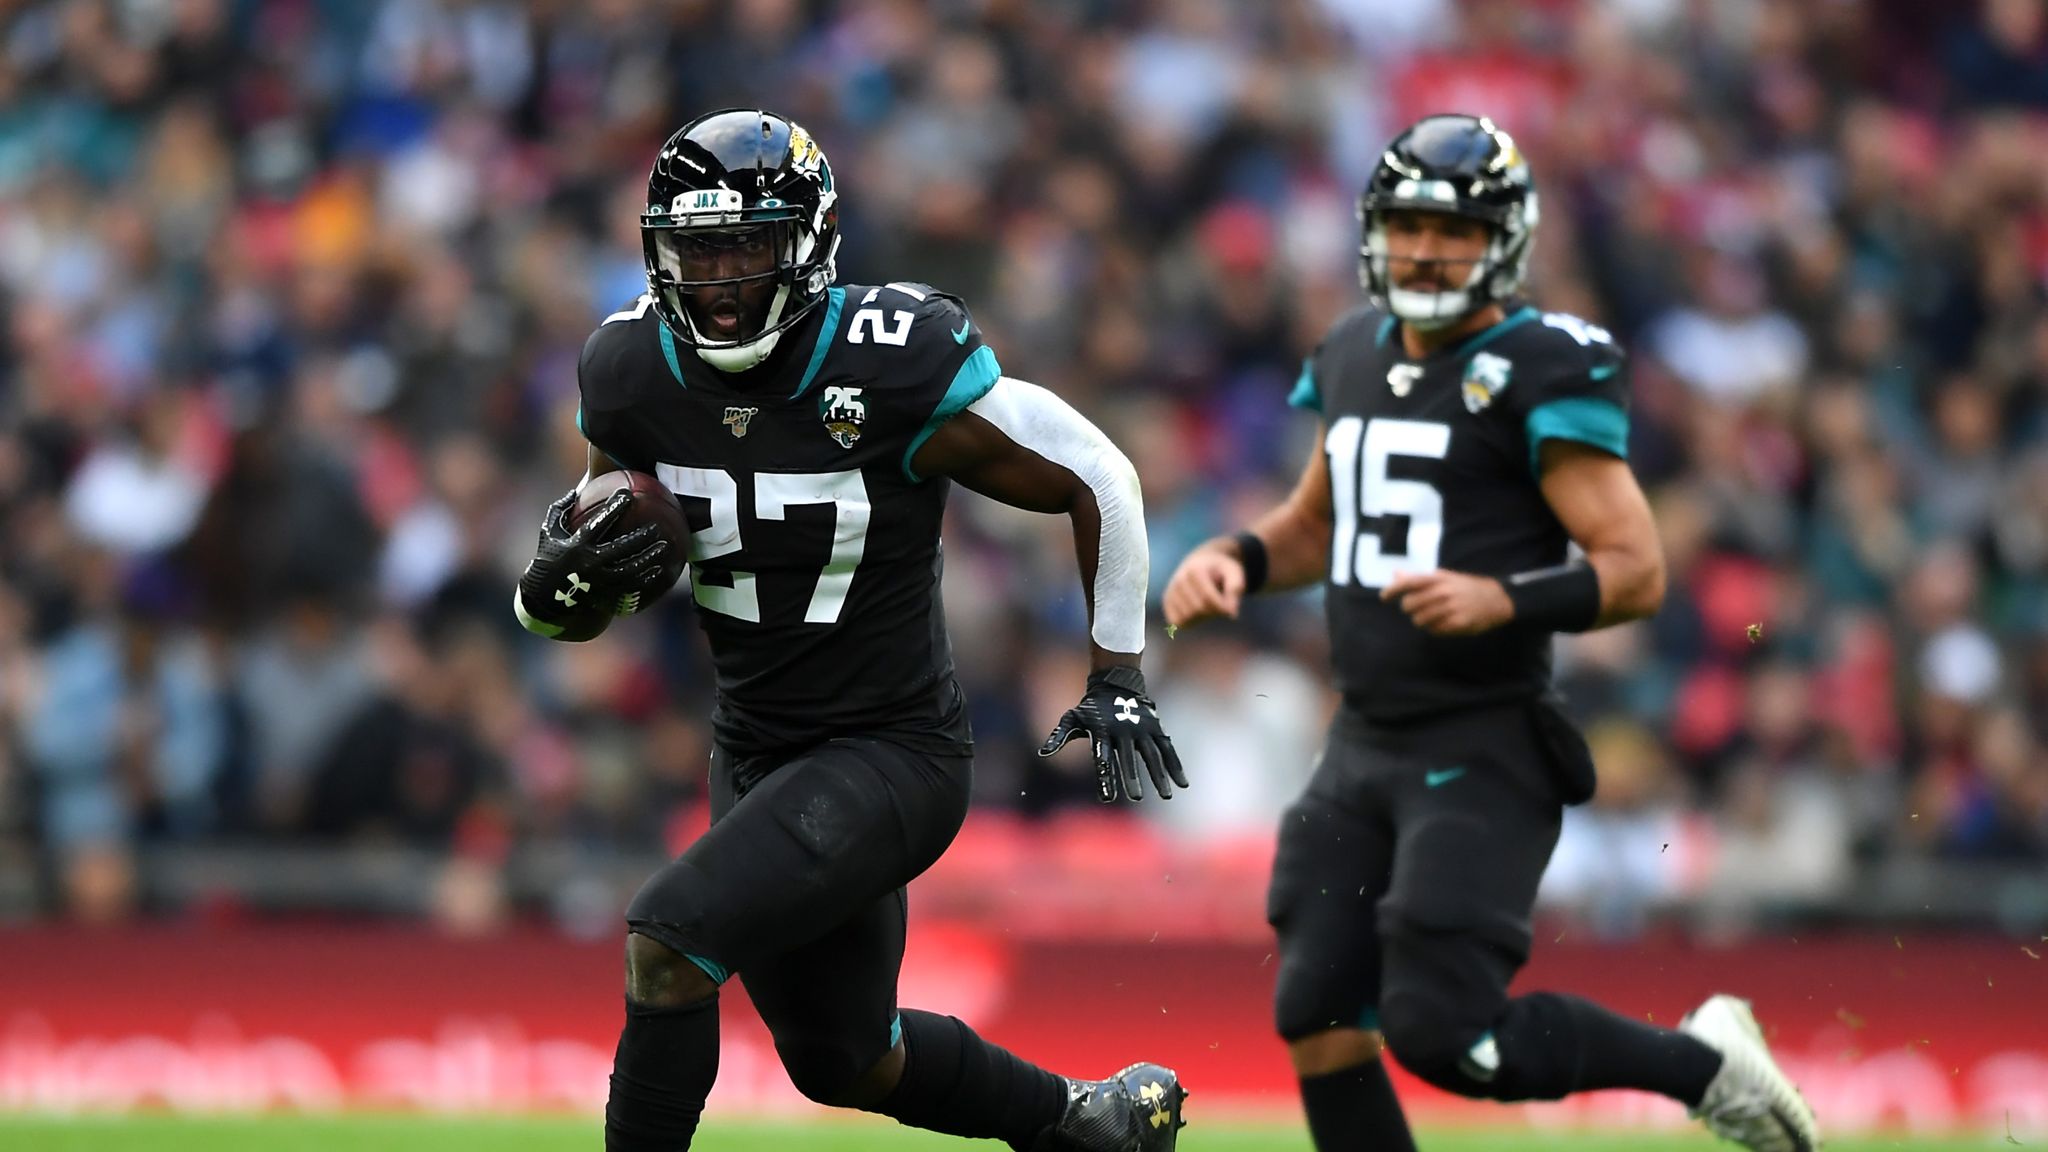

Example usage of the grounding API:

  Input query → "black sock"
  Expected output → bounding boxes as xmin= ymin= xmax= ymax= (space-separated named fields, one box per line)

xmin=870 ymin=1009 xmax=1066 ymax=1151
xmin=1497 ymin=992 xmax=1723 ymax=1106
xmin=605 ymin=996 xmax=719 ymax=1151
xmin=1300 ymin=1058 xmax=1417 ymax=1152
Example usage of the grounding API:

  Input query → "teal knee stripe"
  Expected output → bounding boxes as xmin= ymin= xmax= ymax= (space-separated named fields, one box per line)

xmin=686 ymin=953 xmax=729 ymax=985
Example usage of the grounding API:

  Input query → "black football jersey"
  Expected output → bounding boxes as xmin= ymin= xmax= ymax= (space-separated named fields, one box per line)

xmin=577 ymin=283 xmax=1001 ymax=756
xmin=1292 ymin=303 xmax=1631 ymax=721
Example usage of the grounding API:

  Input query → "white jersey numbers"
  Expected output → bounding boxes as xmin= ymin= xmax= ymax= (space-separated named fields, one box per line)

xmin=1326 ymin=416 xmax=1450 ymax=589
xmin=656 ymin=465 xmax=872 ymax=624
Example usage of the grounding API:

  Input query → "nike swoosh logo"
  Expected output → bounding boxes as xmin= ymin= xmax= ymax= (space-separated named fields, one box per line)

xmin=1424 ymin=767 xmax=1467 ymax=788
xmin=951 ymin=319 xmax=972 ymax=344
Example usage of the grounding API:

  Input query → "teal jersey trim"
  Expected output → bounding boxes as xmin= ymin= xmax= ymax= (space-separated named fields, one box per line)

xmin=1527 ymin=396 xmax=1629 ymax=475
xmin=575 ymin=404 xmax=585 ymax=436
xmin=1358 ymin=1006 xmax=1380 ymax=1031
xmin=789 ymin=286 xmax=846 ymax=399
xmin=1375 ymin=305 xmax=1530 ymax=357
xmin=1457 ymin=305 xmax=1538 ymax=358
xmin=686 ymin=953 xmax=729 ymax=986
xmin=656 ymin=321 xmax=686 ymax=388
xmin=903 ymin=344 xmax=1003 ymax=482
xmin=889 ymin=1013 xmax=903 ymax=1049
xmin=1288 ymin=358 xmax=1321 ymax=413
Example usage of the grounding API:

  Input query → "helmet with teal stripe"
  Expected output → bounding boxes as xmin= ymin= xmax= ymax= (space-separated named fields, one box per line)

xmin=642 ymin=109 xmax=841 ymax=372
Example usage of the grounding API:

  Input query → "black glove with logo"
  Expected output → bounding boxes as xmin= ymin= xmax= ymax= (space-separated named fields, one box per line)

xmin=517 ymin=488 xmax=673 ymax=632
xmin=1038 ymin=664 xmax=1189 ymax=803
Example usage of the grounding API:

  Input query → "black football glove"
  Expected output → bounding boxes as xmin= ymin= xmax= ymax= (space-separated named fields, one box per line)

xmin=1038 ymin=664 xmax=1189 ymax=803
xmin=517 ymin=487 xmax=674 ymax=625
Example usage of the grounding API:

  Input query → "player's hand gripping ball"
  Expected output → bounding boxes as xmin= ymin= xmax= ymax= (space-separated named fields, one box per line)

xmin=565 ymin=470 xmax=690 ymax=616
xmin=568 ymin=470 xmax=690 ymax=612
xmin=520 ymin=471 xmax=688 ymax=641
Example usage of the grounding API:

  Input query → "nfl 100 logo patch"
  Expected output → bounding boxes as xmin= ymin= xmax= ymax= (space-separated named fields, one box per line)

xmin=1387 ymin=363 xmax=1422 ymax=397
xmin=1462 ymin=351 xmax=1513 ymax=413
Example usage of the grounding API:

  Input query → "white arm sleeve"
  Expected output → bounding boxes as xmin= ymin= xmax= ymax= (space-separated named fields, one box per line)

xmin=964 ymin=375 xmax=1148 ymax=654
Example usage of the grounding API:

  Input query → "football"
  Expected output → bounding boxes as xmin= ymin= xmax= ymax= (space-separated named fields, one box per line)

xmin=571 ymin=469 xmax=690 ymax=615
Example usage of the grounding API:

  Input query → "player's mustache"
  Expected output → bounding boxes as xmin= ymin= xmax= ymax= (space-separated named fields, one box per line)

xmin=1396 ymin=258 xmax=1468 ymax=289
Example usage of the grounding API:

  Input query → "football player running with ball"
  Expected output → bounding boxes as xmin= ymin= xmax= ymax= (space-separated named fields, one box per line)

xmin=1163 ymin=115 xmax=1821 ymax=1152
xmin=515 ymin=109 xmax=1189 ymax=1152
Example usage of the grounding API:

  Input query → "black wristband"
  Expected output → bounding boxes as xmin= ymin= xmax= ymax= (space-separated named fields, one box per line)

xmin=1231 ymin=531 xmax=1270 ymax=594
xmin=1090 ymin=663 xmax=1148 ymax=694
xmin=1503 ymin=561 xmax=1602 ymax=633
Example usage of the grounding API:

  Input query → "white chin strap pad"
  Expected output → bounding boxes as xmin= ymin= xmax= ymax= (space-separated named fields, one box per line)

xmin=1388 ymin=287 xmax=1475 ymax=329
xmin=695 ymin=326 xmax=781 ymax=372
xmin=963 ymin=376 xmax=1149 ymax=654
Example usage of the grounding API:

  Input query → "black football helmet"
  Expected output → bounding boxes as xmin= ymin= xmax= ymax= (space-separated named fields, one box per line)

xmin=641 ymin=108 xmax=841 ymax=371
xmin=1358 ymin=114 xmax=1537 ymax=329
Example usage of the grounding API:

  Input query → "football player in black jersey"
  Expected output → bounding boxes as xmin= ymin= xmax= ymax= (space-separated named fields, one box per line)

xmin=515 ymin=110 xmax=1189 ymax=1152
xmin=1164 ymin=115 xmax=1821 ymax=1152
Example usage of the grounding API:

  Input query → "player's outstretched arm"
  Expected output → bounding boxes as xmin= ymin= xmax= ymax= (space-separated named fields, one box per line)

xmin=1162 ymin=429 xmax=1334 ymax=631
xmin=908 ymin=376 xmax=1187 ymax=804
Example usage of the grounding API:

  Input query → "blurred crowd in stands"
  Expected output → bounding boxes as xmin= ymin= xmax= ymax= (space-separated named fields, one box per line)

xmin=0 ymin=0 xmax=2045 ymax=931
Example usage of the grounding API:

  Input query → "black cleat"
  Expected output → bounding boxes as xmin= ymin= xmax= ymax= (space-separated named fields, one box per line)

xmin=1037 ymin=1062 xmax=1188 ymax=1152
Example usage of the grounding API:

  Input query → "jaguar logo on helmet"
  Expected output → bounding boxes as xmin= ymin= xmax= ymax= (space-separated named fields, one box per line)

xmin=1357 ymin=113 xmax=1538 ymax=332
xmin=787 ymin=125 xmax=823 ymax=176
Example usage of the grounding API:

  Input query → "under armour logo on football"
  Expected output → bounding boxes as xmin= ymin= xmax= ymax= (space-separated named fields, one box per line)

xmin=1113 ymin=697 xmax=1141 ymax=723
xmin=556 ymin=573 xmax=591 ymax=607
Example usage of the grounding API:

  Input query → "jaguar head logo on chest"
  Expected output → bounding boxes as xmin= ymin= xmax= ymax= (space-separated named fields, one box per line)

xmin=822 ymin=385 xmax=865 ymax=448
xmin=1462 ymin=351 xmax=1514 ymax=413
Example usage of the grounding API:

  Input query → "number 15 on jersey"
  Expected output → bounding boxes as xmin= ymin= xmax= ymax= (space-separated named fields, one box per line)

xmin=1326 ymin=415 xmax=1450 ymax=590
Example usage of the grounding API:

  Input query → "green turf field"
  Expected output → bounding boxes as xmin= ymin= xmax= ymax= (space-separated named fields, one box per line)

xmin=0 ymin=1116 xmax=2013 ymax=1151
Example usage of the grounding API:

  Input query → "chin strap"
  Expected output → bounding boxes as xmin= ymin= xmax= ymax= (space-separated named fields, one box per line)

xmin=1388 ymin=287 xmax=1476 ymax=329
xmin=695 ymin=327 xmax=782 ymax=372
